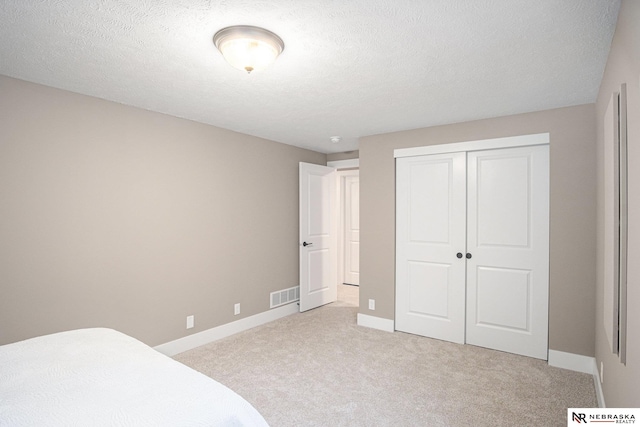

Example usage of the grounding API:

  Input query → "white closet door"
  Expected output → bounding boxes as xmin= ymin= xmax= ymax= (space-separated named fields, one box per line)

xmin=465 ymin=145 xmax=549 ymax=359
xmin=395 ymin=153 xmax=467 ymax=343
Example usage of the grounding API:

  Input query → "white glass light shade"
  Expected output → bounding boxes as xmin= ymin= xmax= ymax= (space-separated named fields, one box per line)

xmin=213 ymin=26 xmax=284 ymax=73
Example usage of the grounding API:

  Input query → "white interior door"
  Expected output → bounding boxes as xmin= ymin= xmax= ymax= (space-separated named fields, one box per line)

xmin=395 ymin=153 xmax=467 ymax=344
xmin=299 ymin=162 xmax=337 ymax=312
xmin=465 ymin=145 xmax=549 ymax=359
xmin=395 ymin=142 xmax=549 ymax=359
xmin=343 ymin=173 xmax=360 ymax=285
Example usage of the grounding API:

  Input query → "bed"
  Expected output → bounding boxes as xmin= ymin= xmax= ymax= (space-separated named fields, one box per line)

xmin=0 ymin=328 xmax=269 ymax=426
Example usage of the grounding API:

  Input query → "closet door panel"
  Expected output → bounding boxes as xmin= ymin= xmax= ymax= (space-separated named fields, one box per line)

xmin=466 ymin=145 xmax=549 ymax=359
xmin=396 ymin=153 xmax=466 ymax=344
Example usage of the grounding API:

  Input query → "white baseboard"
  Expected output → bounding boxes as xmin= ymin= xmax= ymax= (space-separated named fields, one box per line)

xmin=547 ymin=350 xmax=606 ymax=408
xmin=548 ymin=350 xmax=594 ymax=374
xmin=357 ymin=313 xmax=394 ymax=332
xmin=154 ymin=303 xmax=299 ymax=357
xmin=592 ymin=359 xmax=606 ymax=408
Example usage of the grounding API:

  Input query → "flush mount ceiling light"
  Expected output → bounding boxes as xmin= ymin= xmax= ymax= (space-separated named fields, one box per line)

xmin=213 ymin=25 xmax=285 ymax=74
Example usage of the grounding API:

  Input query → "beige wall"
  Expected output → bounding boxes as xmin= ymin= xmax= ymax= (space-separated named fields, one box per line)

xmin=0 ymin=75 xmax=325 ymax=347
xmin=359 ymin=104 xmax=597 ymax=357
xmin=594 ymin=0 xmax=640 ymax=407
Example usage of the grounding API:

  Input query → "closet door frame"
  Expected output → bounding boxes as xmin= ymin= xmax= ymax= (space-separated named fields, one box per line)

xmin=394 ymin=133 xmax=549 ymax=159
xmin=394 ymin=133 xmax=550 ymax=358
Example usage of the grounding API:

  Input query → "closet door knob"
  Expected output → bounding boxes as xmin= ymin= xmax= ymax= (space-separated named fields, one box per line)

xmin=456 ymin=252 xmax=463 ymax=259
xmin=466 ymin=253 xmax=472 ymax=259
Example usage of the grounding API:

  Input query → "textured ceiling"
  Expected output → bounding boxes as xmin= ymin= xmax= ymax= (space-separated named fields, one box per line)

xmin=0 ymin=0 xmax=620 ymax=153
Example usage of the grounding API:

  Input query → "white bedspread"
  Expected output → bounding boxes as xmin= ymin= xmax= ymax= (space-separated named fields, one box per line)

xmin=0 ymin=328 xmax=268 ymax=426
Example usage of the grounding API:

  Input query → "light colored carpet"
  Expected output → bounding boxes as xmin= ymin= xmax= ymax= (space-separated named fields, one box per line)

xmin=175 ymin=285 xmax=596 ymax=426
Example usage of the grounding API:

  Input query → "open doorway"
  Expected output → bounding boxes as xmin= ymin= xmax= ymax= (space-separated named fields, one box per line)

xmin=337 ymin=283 xmax=359 ymax=307
xmin=299 ymin=159 xmax=359 ymax=312
xmin=336 ymin=168 xmax=359 ymax=307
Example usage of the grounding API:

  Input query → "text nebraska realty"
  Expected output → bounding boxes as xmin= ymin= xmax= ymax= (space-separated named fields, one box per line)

xmin=574 ymin=412 xmax=636 ymax=423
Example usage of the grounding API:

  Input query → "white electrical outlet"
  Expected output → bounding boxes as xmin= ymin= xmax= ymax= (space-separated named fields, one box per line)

xmin=234 ymin=303 xmax=240 ymax=315
xmin=368 ymin=299 xmax=375 ymax=310
xmin=186 ymin=315 xmax=194 ymax=329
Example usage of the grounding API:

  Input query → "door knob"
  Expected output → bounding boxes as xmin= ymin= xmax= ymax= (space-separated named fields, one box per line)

xmin=466 ymin=253 xmax=472 ymax=259
xmin=303 ymin=242 xmax=313 ymax=247
xmin=456 ymin=252 xmax=463 ymax=259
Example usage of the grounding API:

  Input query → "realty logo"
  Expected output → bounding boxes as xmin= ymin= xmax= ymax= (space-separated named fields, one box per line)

xmin=572 ymin=412 xmax=587 ymax=423
xmin=568 ymin=408 xmax=639 ymax=425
